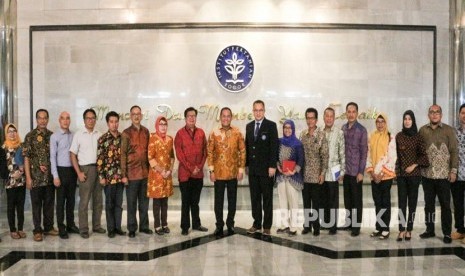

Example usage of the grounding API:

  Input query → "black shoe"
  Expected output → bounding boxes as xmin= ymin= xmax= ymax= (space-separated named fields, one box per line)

xmin=288 ymin=230 xmax=297 ymax=237
xmin=140 ymin=229 xmax=153 ymax=235
xmin=181 ymin=229 xmax=188 ymax=236
xmin=313 ymin=230 xmax=320 ymax=237
xmin=227 ymin=227 xmax=235 ymax=235
xmin=443 ymin=235 xmax=452 ymax=244
xmin=277 ymin=227 xmax=290 ymax=234
xmin=66 ymin=225 xmax=80 ymax=234
xmin=108 ymin=231 xmax=115 ymax=238
xmin=80 ymin=232 xmax=89 ymax=239
xmin=193 ymin=226 xmax=208 ymax=232
xmin=128 ymin=231 xmax=136 ymax=238
xmin=155 ymin=228 xmax=164 ymax=235
xmin=115 ymin=229 xmax=126 ymax=236
xmin=301 ymin=228 xmax=311 ymax=235
xmin=163 ymin=226 xmax=171 ymax=234
xmin=351 ymin=231 xmax=360 ymax=237
xmin=59 ymin=231 xmax=69 ymax=239
xmin=419 ymin=231 xmax=435 ymax=239
xmin=214 ymin=228 xmax=223 ymax=237
xmin=93 ymin=228 xmax=106 ymax=234
xmin=328 ymin=229 xmax=337 ymax=235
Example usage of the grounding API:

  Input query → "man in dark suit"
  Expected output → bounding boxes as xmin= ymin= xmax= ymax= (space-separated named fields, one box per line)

xmin=245 ymin=100 xmax=278 ymax=235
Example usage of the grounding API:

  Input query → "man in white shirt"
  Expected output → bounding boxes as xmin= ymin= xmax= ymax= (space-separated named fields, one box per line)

xmin=70 ymin=108 xmax=106 ymax=239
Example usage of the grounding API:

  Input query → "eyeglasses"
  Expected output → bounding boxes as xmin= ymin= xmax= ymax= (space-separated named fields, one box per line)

xmin=159 ymin=123 xmax=168 ymax=126
xmin=85 ymin=117 xmax=96 ymax=121
xmin=429 ymin=110 xmax=441 ymax=115
xmin=7 ymin=130 xmax=16 ymax=133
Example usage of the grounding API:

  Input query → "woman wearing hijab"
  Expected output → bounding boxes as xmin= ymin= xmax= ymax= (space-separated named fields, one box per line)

xmin=395 ymin=110 xmax=429 ymax=241
xmin=2 ymin=124 xmax=27 ymax=240
xmin=148 ymin=116 xmax=175 ymax=235
xmin=276 ymin=120 xmax=304 ymax=236
xmin=366 ymin=114 xmax=397 ymax=240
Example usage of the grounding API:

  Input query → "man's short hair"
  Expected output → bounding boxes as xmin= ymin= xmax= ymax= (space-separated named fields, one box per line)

xmin=184 ymin=107 xmax=198 ymax=117
xmin=130 ymin=105 xmax=141 ymax=113
xmin=83 ymin=109 xmax=97 ymax=120
xmin=253 ymin=100 xmax=265 ymax=108
xmin=460 ymin=103 xmax=465 ymax=113
xmin=105 ymin=111 xmax=120 ymax=123
xmin=305 ymin=107 xmax=318 ymax=119
xmin=324 ymin=107 xmax=335 ymax=116
xmin=36 ymin=109 xmax=49 ymax=119
xmin=220 ymin=107 xmax=232 ymax=116
xmin=346 ymin=102 xmax=358 ymax=111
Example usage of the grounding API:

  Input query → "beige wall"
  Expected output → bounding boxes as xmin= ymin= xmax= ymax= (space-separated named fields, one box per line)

xmin=17 ymin=0 xmax=450 ymax=138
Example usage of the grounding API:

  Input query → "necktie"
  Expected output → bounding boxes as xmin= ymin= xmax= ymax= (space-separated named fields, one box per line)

xmin=254 ymin=122 xmax=260 ymax=140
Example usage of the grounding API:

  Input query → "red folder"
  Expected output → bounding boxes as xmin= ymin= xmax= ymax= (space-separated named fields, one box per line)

xmin=283 ymin=160 xmax=296 ymax=172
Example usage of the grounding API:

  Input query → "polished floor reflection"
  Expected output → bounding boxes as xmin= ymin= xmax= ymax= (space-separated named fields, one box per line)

xmin=0 ymin=186 xmax=464 ymax=275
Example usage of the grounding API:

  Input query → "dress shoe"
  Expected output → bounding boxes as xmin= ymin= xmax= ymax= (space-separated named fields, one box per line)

xmin=247 ymin=226 xmax=260 ymax=234
xmin=67 ymin=225 xmax=80 ymax=234
xmin=44 ymin=228 xmax=59 ymax=236
xmin=214 ymin=228 xmax=223 ymax=237
xmin=301 ymin=228 xmax=311 ymax=235
xmin=163 ymin=226 xmax=171 ymax=234
xmin=313 ymin=231 xmax=320 ymax=237
xmin=397 ymin=231 xmax=405 ymax=242
xmin=155 ymin=227 xmax=164 ymax=235
xmin=33 ymin=232 xmax=43 ymax=242
xmin=328 ymin=229 xmax=337 ymax=235
xmin=59 ymin=231 xmax=69 ymax=239
xmin=379 ymin=231 xmax=390 ymax=240
xmin=451 ymin=231 xmax=465 ymax=240
xmin=10 ymin=232 xmax=20 ymax=239
xmin=227 ymin=227 xmax=235 ymax=235
xmin=115 ymin=229 xmax=126 ymax=236
xmin=443 ymin=235 xmax=452 ymax=244
xmin=181 ymin=229 xmax=188 ymax=236
xmin=18 ymin=231 xmax=27 ymax=239
xmin=277 ymin=227 xmax=289 ymax=234
xmin=140 ymin=229 xmax=153 ymax=235
xmin=80 ymin=232 xmax=89 ymax=239
xmin=262 ymin=229 xmax=271 ymax=235
xmin=288 ymin=230 xmax=297 ymax=237
xmin=93 ymin=228 xmax=106 ymax=234
xmin=128 ymin=231 xmax=136 ymax=238
xmin=419 ymin=231 xmax=435 ymax=239
xmin=108 ymin=231 xmax=115 ymax=238
xmin=193 ymin=226 xmax=208 ymax=232
xmin=351 ymin=231 xmax=360 ymax=237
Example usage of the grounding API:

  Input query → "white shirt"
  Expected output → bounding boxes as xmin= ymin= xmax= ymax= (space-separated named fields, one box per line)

xmin=69 ymin=128 xmax=101 ymax=166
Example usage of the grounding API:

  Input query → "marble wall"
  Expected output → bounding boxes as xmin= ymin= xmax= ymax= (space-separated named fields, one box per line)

xmin=16 ymin=0 xmax=449 ymax=138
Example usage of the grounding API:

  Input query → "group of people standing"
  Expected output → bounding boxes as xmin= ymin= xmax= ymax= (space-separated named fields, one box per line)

xmin=1 ymin=100 xmax=464 ymax=246
xmin=274 ymin=101 xmax=465 ymax=245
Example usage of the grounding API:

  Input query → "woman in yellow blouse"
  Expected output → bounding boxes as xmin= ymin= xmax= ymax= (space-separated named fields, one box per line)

xmin=148 ymin=116 xmax=175 ymax=235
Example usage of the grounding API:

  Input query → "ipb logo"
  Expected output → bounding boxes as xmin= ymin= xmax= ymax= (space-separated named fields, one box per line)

xmin=215 ymin=45 xmax=254 ymax=93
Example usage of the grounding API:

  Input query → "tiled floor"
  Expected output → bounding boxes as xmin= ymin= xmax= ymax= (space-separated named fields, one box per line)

xmin=0 ymin=185 xmax=464 ymax=275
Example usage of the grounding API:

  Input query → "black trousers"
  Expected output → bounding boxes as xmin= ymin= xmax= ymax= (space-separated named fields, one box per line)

xmin=126 ymin=178 xmax=150 ymax=232
xmin=343 ymin=175 xmax=363 ymax=232
xmin=371 ymin=179 xmax=392 ymax=232
xmin=214 ymin=179 xmax=238 ymax=229
xmin=302 ymin=182 xmax=323 ymax=232
xmin=422 ymin=177 xmax=452 ymax=236
xmin=56 ymin=166 xmax=77 ymax=231
xmin=153 ymin=197 xmax=168 ymax=228
xmin=323 ymin=181 xmax=339 ymax=231
xmin=179 ymin=178 xmax=203 ymax=230
xmin=451 ymin=180 xmax=465 ymax=233
xmin=397 ymin=176 xmax=421 ymax=232
xmin=30 ymin=185 xmax=55 ymax=234
xmin=6 ymin=186 xmax=26 ymax=232
xmin=248 ymin=175 xmax=274 ymax=230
